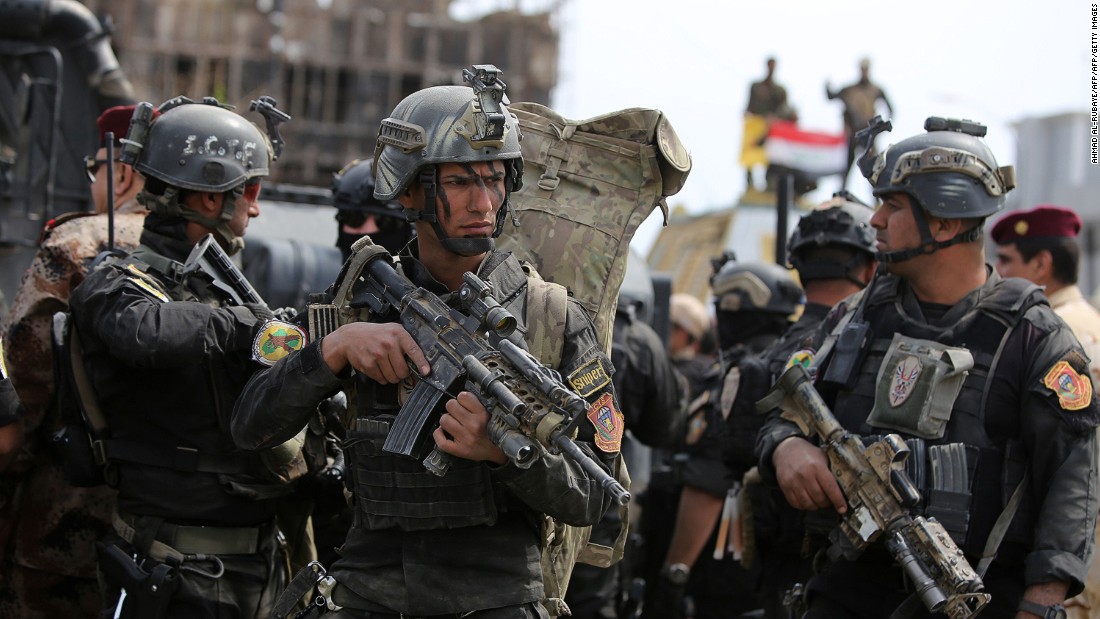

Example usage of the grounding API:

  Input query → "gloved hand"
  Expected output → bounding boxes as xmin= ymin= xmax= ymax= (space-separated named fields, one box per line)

xmin=273 ymin=306 xmax=299 ymax=322
xmin=244 ymin=302 xmax=275 ymax=322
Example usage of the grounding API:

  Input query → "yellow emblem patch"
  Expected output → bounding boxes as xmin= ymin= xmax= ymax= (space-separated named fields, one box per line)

xmin=1043 ymin=359 xmax=1094 ymax=411
xmin=785 ymin=348 xmax=815 ymax=371
xmin=568 ymin=357 xmax=611 ymax=398
xmin=587 ymin=392 xmax=624 ymax=453
xmin=252 ymin=320 xmax=306 ymax=367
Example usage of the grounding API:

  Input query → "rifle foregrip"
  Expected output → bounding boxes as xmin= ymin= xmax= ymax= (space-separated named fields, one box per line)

xmin=554 ymin=435 xmax=630 ymax=506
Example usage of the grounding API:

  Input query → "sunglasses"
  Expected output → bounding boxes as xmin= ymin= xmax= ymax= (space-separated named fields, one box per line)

xmin=83 ymin=155 xmax=116 ymax=183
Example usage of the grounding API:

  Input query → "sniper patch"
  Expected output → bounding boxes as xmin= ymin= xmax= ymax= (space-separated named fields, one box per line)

xmin=568 ymin=357 xmax=611 ymax=398
xmin=253 ymin=320 xmax=306 ymax=367
xmin=587 ymin=392 xmax=623 ymax=453
xmin=1043 ymin=359 xmax=1093 ymax=411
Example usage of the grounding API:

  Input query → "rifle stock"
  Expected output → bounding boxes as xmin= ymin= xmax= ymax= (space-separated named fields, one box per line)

xmin=761 ymin=364 xmax=989 ymax=619
xmin=350 ymin=247 xmax=629 ymax=506
xmin=181 ymin=233 xmax=264 ymax=306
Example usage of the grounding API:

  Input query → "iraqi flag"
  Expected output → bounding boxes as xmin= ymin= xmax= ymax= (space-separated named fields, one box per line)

xmin=764 ymin=121 xmax=847 ymax=178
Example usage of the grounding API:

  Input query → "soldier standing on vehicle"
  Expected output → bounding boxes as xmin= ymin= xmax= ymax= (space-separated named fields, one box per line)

xmin=68 ymin=96 xmax=299 ymax=618
xmin=758 ymin=117 xmax=1098 ymax=618
xmin=826 ymin=58 xmax=893 ymax=190
xmin=0 ymin=105 xmax=151 ymax=618
xmin=232 ymin=69 xmax=621 ymax=619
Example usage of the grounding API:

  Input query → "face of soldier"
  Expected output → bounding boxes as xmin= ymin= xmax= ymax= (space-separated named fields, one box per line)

xmin=413 ymin=160 xmax=505 ymax=245
xmin=227 ymin=181 xmax=262 ymax=238
xmin=994 ymin=243 xmax=1042 ymax=282
xmin=871 ymin=192 xmax=925 ymax=273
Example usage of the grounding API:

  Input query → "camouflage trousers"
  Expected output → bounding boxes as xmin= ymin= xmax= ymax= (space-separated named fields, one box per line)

xmin=0 ymin=562 xmax=103 ymax=618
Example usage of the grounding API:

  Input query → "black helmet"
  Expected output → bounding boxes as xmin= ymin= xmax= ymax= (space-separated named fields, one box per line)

xmin=332 ymin=158 xmax=404 ymax=219
xmin=858 ymin=116 xmax=1015 ymax=263
xmin=127 ymin=96 xmax=277 ymax=255
xmin=710 ymin=258 xmax=803 ymax=317
xmin=372 ymin=65 xmax=523 ymax=256
xmin=788 ymin=191 xmax=875 ymax=284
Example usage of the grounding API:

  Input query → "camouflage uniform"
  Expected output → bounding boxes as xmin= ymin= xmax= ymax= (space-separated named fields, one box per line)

xmin=0 ymin=201 xmax=145 ymax=617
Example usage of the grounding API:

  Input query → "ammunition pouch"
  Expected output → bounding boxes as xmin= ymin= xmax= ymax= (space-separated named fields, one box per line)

xmin=867 ymin=334 xmax=974 ymax=440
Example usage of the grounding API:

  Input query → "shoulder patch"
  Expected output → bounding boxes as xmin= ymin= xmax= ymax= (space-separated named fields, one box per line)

xmin=252 ymin=320 xmax=307 ymax=367
xmin=719 ymin=367 xmax=742 ymax=421
xmin=1042 ymin=359 xmax=1094 ymax=411
xmin=587 ymin=392 xmax=623 ymax=453
xmin=786 ymin=348 xmax=815 ymax=371
xmin=568 ymin=357 xmax=611 ymax=397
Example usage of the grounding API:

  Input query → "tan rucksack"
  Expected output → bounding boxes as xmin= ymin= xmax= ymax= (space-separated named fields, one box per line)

xmin=499 ymin=102 xmax=691 ymax=615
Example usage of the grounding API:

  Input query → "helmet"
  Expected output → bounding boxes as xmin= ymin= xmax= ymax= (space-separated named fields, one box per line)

xmin=129 ymin=96 xmax=274 ymax=255
xmin=372 ymin=65 xmax=523 ymax=256
xmin=135 ymin=98 xmax=270 ymax=193
xmin=332 ymin=158 xmax=403 ymax=219
xmin=788 ymin=191 xmax=875 ymax=284
xmin=859 ymin=116 xmax=1015 ymax=263
xmin=710 ymin=259 xmax=803 ymax=317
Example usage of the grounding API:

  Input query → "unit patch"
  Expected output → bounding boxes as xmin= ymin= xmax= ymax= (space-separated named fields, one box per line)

xmin=568 ymin=357 xmax=611 ymax=398
xmin=889 ymin=355 xmax=923 ymax=407
xmin=785 ymin=348 xmax=815 ymax=371
xmin=1043 ymin=359 xmax=1093 ymax=411
xmin=252 ymin=320 xmax=306 ymax=366
xmin=587 ymin=392 xmax=623 ymax=453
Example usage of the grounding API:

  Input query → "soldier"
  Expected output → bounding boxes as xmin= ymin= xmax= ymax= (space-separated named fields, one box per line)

xmin=743 ymin=57 xmax=797 ymax=192
xmin=990 ymin=204 xmax=1100 ymax=619
xmin=758 ymin=117 xmax=1098 ymax=618
xmin=232 ymin=71 xmax=621 ymax=618
xmin=331 ymin=157 xmax=414 ymax=260
xmin=649 ymin=259 xmax=803 ymax=619
xmin=0 ymin=105 xmax=150 ymax=618
xmin=68 ymin=96 xmax=296 ymax=618
xmin=566 ymin=294 xmax=686 ymax=619
xmin=668 ymin=292 xmax=713 ymax=400
xmin=826 ymin=58 xmax=893 ymax=189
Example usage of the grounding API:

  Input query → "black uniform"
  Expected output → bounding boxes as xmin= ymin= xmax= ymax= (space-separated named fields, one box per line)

xmin=757 ymin=270 xmax=1100 ymax=618
xmin=69 ymin=217 xmax=286 ymax=618
xmin=232 ymin=249 xmax=619 ymax=617
xmin=566 ymin=308 xmax=684 ymax=619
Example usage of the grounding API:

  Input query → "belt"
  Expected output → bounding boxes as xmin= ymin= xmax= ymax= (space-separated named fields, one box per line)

xmin=113 ymin=511 xmax=271 ymax=563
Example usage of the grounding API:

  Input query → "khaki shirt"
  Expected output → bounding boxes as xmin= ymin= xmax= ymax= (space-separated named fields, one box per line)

xmin=1048 ymin=285 xmax=1100 ymax=387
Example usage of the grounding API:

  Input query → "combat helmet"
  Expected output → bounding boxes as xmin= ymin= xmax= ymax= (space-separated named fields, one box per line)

xmin=787 ymin=191 xmax=875 ymax=286
xmin=710 ymin=252 xmax=803 ymax=317
xmin=857 ymin=116 xmax=1016 ymax=263
xmin=372 ymin=65 xmax=523 ymax=256
xmin=122 ymin=96 xmax=287 ymax=254
xmin=332 ymin=157 xmax=412 ymax=257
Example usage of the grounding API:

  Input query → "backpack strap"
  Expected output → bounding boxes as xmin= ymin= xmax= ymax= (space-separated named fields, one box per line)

xmin=522 ymin=264 xmax=568 ymax=369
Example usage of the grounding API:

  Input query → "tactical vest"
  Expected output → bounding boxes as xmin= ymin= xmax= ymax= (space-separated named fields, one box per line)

xmin=819 ymin=275 xmax=1044 ymax=556
xmin=343 ymin=252 xmax=562 ymax=532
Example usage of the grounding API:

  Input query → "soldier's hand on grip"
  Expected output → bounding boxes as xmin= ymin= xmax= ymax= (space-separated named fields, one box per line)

xmin=434 ymin=391 xmax=507 ymax=465
xmin=773 ymin=435 xmax=848 ymax=513
xmin=321 ymin=322 xmax=430 ymax=383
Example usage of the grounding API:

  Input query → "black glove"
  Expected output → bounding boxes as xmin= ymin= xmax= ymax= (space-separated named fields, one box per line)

xmin=244 ymin=302 xmax=275 ymax=322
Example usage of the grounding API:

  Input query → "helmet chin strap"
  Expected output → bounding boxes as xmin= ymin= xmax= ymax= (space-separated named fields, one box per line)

xmin=142 ymin=185 xmax=246 ymax=255
xmin=404 ymin=166 xmax=510 ymax=258
xmin=876 ymin=197 xmax=983 ymax=264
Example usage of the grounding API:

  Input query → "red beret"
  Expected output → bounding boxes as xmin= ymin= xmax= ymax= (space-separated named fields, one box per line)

xmin=96 ymin=105 xmax=160 ymax=147
xmin=990 ymin=205 xmax=1082 ymax=243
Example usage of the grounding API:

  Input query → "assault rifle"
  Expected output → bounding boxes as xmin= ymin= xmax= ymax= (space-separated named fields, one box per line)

xmin=758 ymin=364 xmax=990 ymax=619
xmin=346 ymin=243 xmax=629 ymax=506
xmin=181 ymin=233 xmax=264 ymax=306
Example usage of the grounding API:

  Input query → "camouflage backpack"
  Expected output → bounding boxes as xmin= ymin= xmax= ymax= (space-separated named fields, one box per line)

xmin=498 ymin=102 xmax=691 ymax=615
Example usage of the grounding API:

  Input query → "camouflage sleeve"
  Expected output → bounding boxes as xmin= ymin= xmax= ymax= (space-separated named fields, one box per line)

xmin=492 ymin=298 xmax=619 ymax=527
xmin=1008 ymin=309 xmax=1100 ymax=596
xmin=69 ymin=262 xmax=267 ymax=369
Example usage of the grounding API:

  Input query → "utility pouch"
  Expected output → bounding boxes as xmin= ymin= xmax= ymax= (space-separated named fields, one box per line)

xmin=867 ymin=333 xmax=974 ymax=440
xmin=49 ymin=311 xmax=111 ymax=487
xmin=97 ymin=540 xmax=180 ymax=619
xmin=820 ymin=321 xmax=870 ymax=390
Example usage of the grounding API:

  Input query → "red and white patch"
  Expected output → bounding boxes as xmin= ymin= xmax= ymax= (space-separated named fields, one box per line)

xmin=587 ymin=392 xmax=624 ymax=453
xmin=1043 ymin=359 xmax=1094 ymax=411
xmin=889 ymin=355 xmax=922 ymax=407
